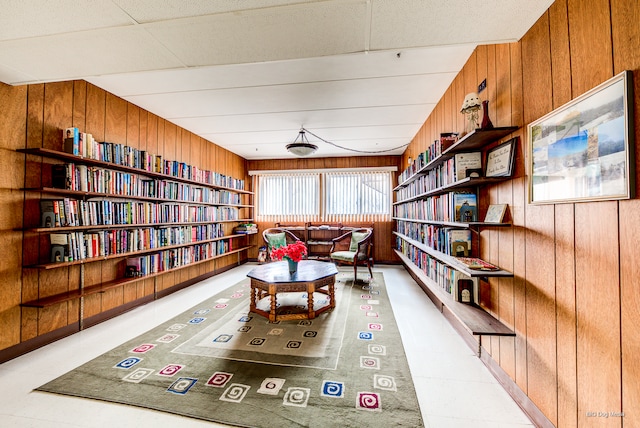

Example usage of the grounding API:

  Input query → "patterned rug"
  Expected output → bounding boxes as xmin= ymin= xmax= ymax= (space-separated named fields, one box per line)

xmin=37 ymin=270 xmax=424 ymax=427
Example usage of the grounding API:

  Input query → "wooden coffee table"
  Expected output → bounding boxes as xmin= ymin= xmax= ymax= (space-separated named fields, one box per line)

xmin=247 ymin=260 xmax=338 ymax=322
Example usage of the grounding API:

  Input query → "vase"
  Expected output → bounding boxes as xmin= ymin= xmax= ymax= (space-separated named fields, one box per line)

xmin=481 ymin=100 xmax=494 ymax=129
xmin=287 ymin=258 xmax=298 ymax=274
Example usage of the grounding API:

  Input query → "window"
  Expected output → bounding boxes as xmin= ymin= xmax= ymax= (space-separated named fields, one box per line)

xmin=324 ymin=171 xmax=392 ymax=222
xmin=254 ymin=169 xmax=393 ymax=222
xmin=256 ymin=173 xmax=320 ymax=222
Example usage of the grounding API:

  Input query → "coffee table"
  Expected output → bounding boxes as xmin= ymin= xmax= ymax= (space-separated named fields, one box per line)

xmin=246 ymin=260 xmax=338 ymax=322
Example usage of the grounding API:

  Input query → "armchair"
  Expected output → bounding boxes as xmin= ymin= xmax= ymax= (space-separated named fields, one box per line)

xmin=329 ymin=228 xmax=373 ymax=282
xmin=262 ymin=228 xmax=302 ymax=260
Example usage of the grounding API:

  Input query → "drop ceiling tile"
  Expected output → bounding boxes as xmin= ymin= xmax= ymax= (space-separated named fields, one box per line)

xmin=0 ymin=27 xmax=184 ymax=83
xmin=0 ymin=0 xmax=134 ymax=41
xmin=124 ymin=73 xmax=455 ymax=119
xmin=171 ymin=104 xmax=434 ymax=135
xmin=88 ymin=45 xmax=474 ymax=97
xmin=370 ymin=0 xmax=555 ymax=49
xmin=143 ymin=1 xmax=368 ymax=66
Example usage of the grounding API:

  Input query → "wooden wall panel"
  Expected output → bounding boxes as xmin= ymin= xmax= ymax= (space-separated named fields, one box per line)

xmin=83 ymin=83 xmax=107 ymax=319
xmin=0 ymin=82 xmax=27 ymax=349
xmin=575 ymin=202 xmax=621 ymax=427
xmin=619 ymin=201 xmax=640 ymax=428
xmin=549 ymin=0 xmax=573 ymax=108
xmin=101 ymin=93 xmax=127 ymax=311
xmin=568 ymin=0 xmax=613 ymax=96
xmin=554 ymin=204 xmax=577 ymax=428
xmin=612 ymin=1 xmax=640 ymax=425
xmin=21 ymin=84 xmax=43 ymax=341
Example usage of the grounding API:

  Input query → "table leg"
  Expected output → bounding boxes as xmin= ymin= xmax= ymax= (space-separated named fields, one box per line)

xmin=307 ymin=284 xmax=315 ymax=319
xmin=250 ymin=282 xmax=257 ymax=313
xmin=329 ymin=281 xmax=335 ymax=310
xmin=269 ymin=284 xmax=277 ymax=322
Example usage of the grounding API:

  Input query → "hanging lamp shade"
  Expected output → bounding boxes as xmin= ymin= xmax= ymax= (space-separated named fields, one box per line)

xmin=286 ymin=129 xmax=317 ymax=156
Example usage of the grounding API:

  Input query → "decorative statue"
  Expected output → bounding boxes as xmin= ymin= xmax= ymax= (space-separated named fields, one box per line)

xmin=460 ymin=92 xmax=481 ymax=133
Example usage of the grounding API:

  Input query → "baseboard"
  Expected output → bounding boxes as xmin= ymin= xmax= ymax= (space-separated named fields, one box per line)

xmin=0 ymin=323 xmax=79 ymax=364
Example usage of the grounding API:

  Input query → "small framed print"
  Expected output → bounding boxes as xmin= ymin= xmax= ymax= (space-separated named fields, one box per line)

xmin=483 ymin=204 xmax=508 ymax=223
xmin=485 ymin=137 xmax=517 ymax=178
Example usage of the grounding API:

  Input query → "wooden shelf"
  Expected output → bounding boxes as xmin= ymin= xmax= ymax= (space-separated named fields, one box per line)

xmin=395 ymin=250 xmax=514 ymax=337
xmin=21 ymin=245 xmax=252 ymax=308
xmin=23 ymin=219 xmax=255 ymax=233
xmin=392 ymin=217 xmax=511 ymax=228
xmin=394 ymin=232 xmax=513 ymax=278
xmin=24 ymin=234 xmax=250 ymax=270
xmin=394 ymin=176 xmax=510 ymax=204
xmin=395 ymin=127 xmax=518 ymax=190
xmin=25 ymin=187 xmax=251 ymax=208
xmin=18 ymin=147 xmax=253 ymax=194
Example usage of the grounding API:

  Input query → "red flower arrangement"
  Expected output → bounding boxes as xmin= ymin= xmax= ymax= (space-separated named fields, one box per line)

xmin=270 ymin=241 xmax=308 ymax=263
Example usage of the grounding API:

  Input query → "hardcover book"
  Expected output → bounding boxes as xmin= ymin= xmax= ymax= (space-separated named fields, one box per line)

xmin=452 ymin=192 xmax=477 ymax=222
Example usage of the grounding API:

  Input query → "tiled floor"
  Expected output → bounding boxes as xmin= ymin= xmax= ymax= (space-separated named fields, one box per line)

xmin=0 ymin=264 xmax=534 ymax=427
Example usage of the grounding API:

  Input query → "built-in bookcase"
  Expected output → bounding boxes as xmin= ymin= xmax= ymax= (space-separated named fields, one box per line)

xmin=19 ymin=144 xmax=254 ymax=308
xmin=393 ymin=127 xmax=517 ymax=344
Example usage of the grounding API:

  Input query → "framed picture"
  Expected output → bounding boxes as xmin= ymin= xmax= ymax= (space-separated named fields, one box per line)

xmin=483 ymin=204 xmax=507 ymax=223
xmin=528 ymin=70 xmax=634 ymax=204
xmin=485 ymin=137 xmax=517 ymax=178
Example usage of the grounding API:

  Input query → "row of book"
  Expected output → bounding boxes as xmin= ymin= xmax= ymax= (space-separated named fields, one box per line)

xmin=396 ymin=220 xmax=472 ymax=257
xmin=396 ymin=152 xmax=481 ymax=201
xmin=64 ymin=127 xmax=245 ymax=190
xmin=41 ymin=198 xmax=239 ymax=228
xmin=49 ymin=224 xmax=226 ymax=262
xmin=396 ymin=238 xmax=476 ymax=303
xmin=125 ymin=240 xmax=232 ymax=277
xmin=398 ymin=133 xmax=460 ymax=185
xmin=54 ymin=163 xmax=243 ymax=205
xmin=394 ymin=191 xmax=478 ymax=223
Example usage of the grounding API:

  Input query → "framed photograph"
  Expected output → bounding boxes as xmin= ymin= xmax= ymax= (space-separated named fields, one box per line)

xmin=483 ymin=204 xmax=508 ymax=223
xmin=485 ymin=137 xmax=517 ymax=178
xmin=528 ymin=70 xmax=634 ymax=204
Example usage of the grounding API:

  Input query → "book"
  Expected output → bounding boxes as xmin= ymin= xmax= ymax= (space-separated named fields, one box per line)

xmin=454 ymin=275 xmax=476 ymax=304
xmin=451 ymin=192 xmax=477 ymax=222
xmin=484 ymin=204 xmax=508 ymax=223
xmin=447 ymin=228 xmax=472 ymax=256
xmin=63 ymin=127 xmax=79 ymax=155
xmin=40 ymin=200 xmax=55 ymax=228
xmin=454 ymin=152 xmax=482 ymax=181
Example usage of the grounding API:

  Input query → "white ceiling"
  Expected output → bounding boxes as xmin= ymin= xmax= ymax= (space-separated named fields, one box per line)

xmin=0 ymin=0 xmax=554 ymax=160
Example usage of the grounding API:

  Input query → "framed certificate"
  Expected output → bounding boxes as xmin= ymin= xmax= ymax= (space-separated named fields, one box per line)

xmin=485 ymin=137 xmax=517 ymax=178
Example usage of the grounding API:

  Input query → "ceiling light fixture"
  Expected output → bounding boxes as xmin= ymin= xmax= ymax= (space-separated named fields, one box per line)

xmin=286 ymin=129 xmax=318 ymax=157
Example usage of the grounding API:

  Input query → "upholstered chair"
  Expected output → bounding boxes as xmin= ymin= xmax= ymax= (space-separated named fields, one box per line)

xmin=262 ymin=228 xmax=302 ymax=260
xmin=329 ymin=228 xmax=373 ymax=282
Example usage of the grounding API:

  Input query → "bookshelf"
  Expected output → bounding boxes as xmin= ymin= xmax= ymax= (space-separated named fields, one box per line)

xmin=394 ymin=128 xmax=517 ymax=337
xmin=19 ymin=145 xmax=254 ymax=308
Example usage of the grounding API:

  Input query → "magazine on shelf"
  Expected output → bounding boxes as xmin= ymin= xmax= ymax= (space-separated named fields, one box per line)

xmin=455 ymin=257 xmax=500 ymax=271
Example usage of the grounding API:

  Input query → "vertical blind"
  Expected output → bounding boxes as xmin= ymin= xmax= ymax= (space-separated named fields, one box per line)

xmin=324 ymin=170 xmax=392 ymax=222
xmin=255 ymin=169 xmax=392 ymax=223
xmin=256 ymin=172 xmax=320 ymax=222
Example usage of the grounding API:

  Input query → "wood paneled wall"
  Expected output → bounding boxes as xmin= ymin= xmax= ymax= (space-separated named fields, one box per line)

xmin=0 ymin=80 xmax=249 ymax=359
xmin=401 ymin=0 xmax=640 ymax=426
xmin=246 ymin=156 xmax=401 ymax=264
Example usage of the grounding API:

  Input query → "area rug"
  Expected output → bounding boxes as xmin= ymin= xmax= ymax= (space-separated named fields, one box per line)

xmin=37 ymin=270 xmax=424 ymax=427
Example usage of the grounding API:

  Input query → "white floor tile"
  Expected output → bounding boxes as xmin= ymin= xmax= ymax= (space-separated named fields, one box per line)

xmin=0 ymin=264 xmax=533 ymax=427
